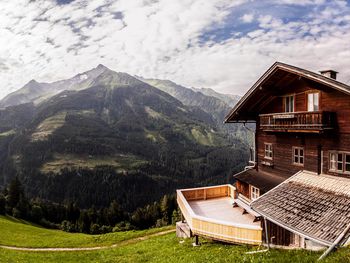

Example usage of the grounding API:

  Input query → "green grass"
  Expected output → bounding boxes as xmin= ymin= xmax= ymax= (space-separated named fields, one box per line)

xmin=0 ymin=129 xmax=16 ymax=137
xmin=1 ymin=233 xmax=350 ymax=263
xmin=40 ymin=153 xmax=147 ymax=173
xmin=31 ymin=111 xmax=67 ymax=141
xmin=0 ymin=216 xmax=171 ymax=248
xmin=1 ymin=216 xmax=350 ymax=262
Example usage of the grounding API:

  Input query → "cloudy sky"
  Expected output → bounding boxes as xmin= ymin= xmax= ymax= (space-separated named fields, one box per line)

xmin=0 ymin=0 xmax=350 ymax=98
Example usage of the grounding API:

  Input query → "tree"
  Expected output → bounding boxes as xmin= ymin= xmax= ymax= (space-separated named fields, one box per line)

xmin=78 ymin=211 xmax=91 ymax=233
xmin=7 ymin=177 xmax=24 ymax=209
xmin=30 ymin=205 xmax=43 ymax=222
xmin=0 ymin=194 xmax=5 ymax=215
xmin=107 ymin=200 xmax=123 ymax=226
xmin=160 ymin=195 xmax=170 ymax=223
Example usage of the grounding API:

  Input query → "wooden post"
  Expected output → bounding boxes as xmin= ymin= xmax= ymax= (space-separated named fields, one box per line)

xmin=194 ymin=235 xmax=200 ymax=246
xmin=192 ymin=235 xmax=200 ymax=246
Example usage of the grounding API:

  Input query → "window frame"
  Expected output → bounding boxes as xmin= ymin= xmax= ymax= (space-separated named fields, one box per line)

xmin=284 ymin=95 xmax=295 ymax=113
xmin=329 ymin=151 xmax=350 ymax=174
xmin=250 ymin=185 xmax=260 ymax=201
xmin=264 ymin=143 xmax=273 ymax=160
xmin=307 ymin=92 xmax=320 ymax=112
xmin=292 ymin=146 xmax=304 ymax=166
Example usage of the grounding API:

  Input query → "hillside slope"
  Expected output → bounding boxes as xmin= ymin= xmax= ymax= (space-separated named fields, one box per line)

xmin=0 ymin=216 xmax=348 ymax=263
xmin=140 ymin=78 xmax=231 ymax=124
xmin=140 ymin=78 xmax=251 ymax=144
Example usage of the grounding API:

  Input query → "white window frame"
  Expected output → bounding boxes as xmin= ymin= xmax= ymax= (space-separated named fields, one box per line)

xmin=293 ymin=147 xmax=304 ymax=166
xmin=250 ymin=185 xmax=260 ymax=201
xmin=329 ymin=151 xmax=350 ymax=174
xmin=284 ymin=95 xmax=295 ymax=113
xmin=264 ymin=143 xmax=273 ymax=160
xmin=307 ymin=92 xmax=319 ymax=112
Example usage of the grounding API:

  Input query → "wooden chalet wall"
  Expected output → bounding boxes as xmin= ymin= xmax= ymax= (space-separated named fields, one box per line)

xmin=256 ymin=78 xmax=350 ymax=178
xmin=235 ymin=180 xmax=250 ymax=198
xmin=263 ymin=220 xmax=293 ymax=246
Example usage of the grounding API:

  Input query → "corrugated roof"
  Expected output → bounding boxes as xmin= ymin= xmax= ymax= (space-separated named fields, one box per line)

xmin=251 ymin=171 xmax=350 ymax=246
xmin=234 ymin=169 xmax=287 ymax=193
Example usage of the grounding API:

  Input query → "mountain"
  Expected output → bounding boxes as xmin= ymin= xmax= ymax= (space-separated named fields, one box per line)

xmin=192 ymin=87 xmax=240 ymax=107
xmin=0 ymin=64 xmax=108 ymax=108
xmin=0 ymin=67 xmax=249 ymax=212
xmin=139 ymin=78 xmax=231 ymax=124
xmin=0 ymin=80 xmax=47 ymax=108
xmin=140 ymin=78 xmax=252 ymax=144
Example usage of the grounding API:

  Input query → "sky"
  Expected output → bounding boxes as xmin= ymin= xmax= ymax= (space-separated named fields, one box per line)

xmin=0 ymin=0 xmax=350 ymax=98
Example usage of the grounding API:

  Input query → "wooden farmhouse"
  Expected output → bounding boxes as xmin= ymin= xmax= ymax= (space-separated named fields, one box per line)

xmin=177 ymin=62 xmax=350 ymax=252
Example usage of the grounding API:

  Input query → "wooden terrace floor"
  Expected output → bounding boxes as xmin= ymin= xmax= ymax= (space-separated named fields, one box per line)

xmin=189 ymin=197 xmax=260 ymax=227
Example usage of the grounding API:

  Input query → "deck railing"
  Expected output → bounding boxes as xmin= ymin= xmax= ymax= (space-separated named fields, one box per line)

xmin=177 ymin=185 xmax=262 ymax=245
xmin=259 ymin=111 xmax=335 ymax=132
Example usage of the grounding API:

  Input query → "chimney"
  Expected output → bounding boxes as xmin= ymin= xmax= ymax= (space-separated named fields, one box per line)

xmin=319 ymin=70 xmax=338 ymax=80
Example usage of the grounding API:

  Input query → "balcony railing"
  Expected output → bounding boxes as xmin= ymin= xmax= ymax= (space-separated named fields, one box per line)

xmin=259 ymin=111 xmax=335 ymax=133
xmin=177 ymin=185 xmax=263 ymax=245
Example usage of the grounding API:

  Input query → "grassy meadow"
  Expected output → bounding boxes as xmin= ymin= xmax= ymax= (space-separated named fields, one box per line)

xmin=0 ymin=216 xmax=172 ymax=248
xmin=0 ymin=216 xmax=350 ymax=263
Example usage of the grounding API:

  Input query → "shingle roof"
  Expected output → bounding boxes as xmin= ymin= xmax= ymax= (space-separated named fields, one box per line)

xmin=234 ymin=169 xmax=287 ymax=193
xmin=251 ymin=171 xmax=350 ymax=246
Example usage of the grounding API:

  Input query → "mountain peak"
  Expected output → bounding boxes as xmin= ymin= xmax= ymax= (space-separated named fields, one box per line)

xmin=28 ymin=79 xmax=38 ymax=84
xmin=25 ymin=79 xmax=40 ymax=86
xmin=96 ymin=64 xmax=110 ymax=70
xmin=23 ymin=79 xmax=42 ymax=89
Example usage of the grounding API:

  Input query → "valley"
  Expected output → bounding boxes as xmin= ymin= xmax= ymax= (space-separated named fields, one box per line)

xmin=0 ymin=65 xmax=250 ymax=233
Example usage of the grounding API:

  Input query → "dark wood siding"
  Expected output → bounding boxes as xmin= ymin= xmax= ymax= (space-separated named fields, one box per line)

xmin=235 ymin=180 xmax=250 ymax=198
xmin=263 ymin=220 xmax=293 ymax=246
xmin=256 ymin=78 xmax=350 ymax=178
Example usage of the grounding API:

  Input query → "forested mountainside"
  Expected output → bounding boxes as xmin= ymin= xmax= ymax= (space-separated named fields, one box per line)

xmin=140 ymin=78 xmax=249 ymax=142
xmin=0 ymin=65 xmax=249 ymax=214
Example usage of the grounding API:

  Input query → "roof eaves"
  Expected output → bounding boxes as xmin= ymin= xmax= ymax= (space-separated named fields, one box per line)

xmin=253 ymin=206 xmax=332 ymax=247
xmin=224 ymin=62 xmax=350 ymax=123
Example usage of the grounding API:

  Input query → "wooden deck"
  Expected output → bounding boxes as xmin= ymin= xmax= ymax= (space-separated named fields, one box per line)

xmin=190 ymin=197 xmax=260 ymax=227
xmin=259 ymin=111 xmax=335 ymax=133
xmin=177 ymin=185 xmax=263 ymax=245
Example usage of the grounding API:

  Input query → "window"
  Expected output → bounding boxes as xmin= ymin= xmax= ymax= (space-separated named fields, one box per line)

xmin=307 ymin=92 xmax=319 ymax=112
xmin=250 ymin=186 xmax=260 ymax=201
xmin=330 ymin=152 xmax=337 ymax=171
xmin=284 ymin=95 xmax=294 ymax=112
xmin=293 ymin=147 xmax=304 ymax=165
xmin=329 ymin=152 xmax=350 ymax=174
xmin=264 ymin=143 xmax=273 ymax=159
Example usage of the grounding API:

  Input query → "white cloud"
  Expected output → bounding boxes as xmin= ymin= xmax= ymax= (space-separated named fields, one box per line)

xmin=241 ymin=13 xmax=254 ymax=23
xmin=0 ymin=0 xmax=349 ymax=99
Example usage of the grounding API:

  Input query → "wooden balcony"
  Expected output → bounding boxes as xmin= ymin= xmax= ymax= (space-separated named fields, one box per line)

xmin=177 ymin=185 xmax=263 ymax=245
xmin=259 ymin=111 xmax=335 ymax=133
